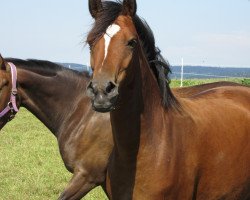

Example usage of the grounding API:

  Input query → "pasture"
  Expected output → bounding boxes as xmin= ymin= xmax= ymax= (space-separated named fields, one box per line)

xmin=0 ymin=79 xmax=248 ymax=200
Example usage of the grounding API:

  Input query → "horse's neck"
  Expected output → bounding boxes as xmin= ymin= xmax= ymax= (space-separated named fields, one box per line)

xmin=17 ymin=67 xmax=87 ymax=137
xmin=111 ymin=48 xmax=166 ymax=159
xmin=109 ymin=48 xmax=170 ymax=199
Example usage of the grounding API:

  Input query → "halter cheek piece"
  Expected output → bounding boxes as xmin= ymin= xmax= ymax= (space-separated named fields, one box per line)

xmin=0 ymin=62 xmax=19 ymax=121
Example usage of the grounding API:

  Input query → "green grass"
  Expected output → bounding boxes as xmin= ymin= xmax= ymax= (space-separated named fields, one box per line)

xmin=0 ymin=78 xmax=247 ymax=199
xmin=0 ymin=109 xmax=108 ymax=200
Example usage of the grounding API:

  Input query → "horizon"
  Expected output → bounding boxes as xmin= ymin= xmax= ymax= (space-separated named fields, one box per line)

xmin=1 ymin=0 xmax=250 ymax=68
xmin=61 ymin=62 xmax=250 ymax=70
xmin=61 ymin=62 xmax=250 ymax=69
xmin=61 ymin=62 xmax=250 ymax=79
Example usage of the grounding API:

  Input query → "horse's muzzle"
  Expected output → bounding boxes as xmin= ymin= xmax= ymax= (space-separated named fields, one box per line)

xmin=86 ymin=80 xmax=119 ymax=113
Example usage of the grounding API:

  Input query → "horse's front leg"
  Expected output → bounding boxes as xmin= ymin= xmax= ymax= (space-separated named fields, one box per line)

xmin=58 ymin=172 xmax=97 ymax=200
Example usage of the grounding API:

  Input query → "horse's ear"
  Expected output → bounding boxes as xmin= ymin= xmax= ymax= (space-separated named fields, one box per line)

xmin=122 ymin=0 xmax=137 ymax=16
xmin=89 ymin=0 xmax=103 ymax=19
xmin=0 ymin=54 xmax=7 ymax=71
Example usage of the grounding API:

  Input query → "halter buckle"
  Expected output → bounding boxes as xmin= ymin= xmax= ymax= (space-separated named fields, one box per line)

xmin=12 ymin=89 xmax=17 ymax=95
xmin=8 ymin=102 xmax=13 ymax=109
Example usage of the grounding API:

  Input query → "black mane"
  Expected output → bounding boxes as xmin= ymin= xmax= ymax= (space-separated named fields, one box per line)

xmin=6 ymin=58 xmax=63 ymax=75
xmin=87 ymin=1 xmax=180 ymax=110
xmin=5 ymin=58 xmax=90 ymax=79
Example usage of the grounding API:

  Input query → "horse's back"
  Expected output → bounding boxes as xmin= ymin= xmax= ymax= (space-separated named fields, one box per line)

xmin=188 ymin=85 xmax=250 ymax=108
xmin=179 ymin=85 xmax=250 ymax=199
xmin=173 ymin=81 xmax=244 ymax=98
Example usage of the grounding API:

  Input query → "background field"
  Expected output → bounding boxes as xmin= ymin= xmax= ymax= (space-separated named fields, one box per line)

xmin=0 ymin=79 xmax=249 ymax=200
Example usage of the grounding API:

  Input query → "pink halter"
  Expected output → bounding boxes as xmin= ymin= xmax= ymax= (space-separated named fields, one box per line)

xmin=0 ymin=62 xmax=19 ymax=120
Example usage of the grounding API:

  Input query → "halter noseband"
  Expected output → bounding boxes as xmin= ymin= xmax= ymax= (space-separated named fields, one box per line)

xmin=0 ymin=62 xmax=19 ymax=121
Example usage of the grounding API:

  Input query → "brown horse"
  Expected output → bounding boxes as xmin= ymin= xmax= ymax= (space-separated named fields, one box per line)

xmin=86 ymin=0 xmax=250 ymax=199
xmin=0 ymin=55 xmax=245 ymax=200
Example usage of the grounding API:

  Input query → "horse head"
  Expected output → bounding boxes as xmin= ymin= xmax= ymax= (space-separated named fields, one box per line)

xmin=86 ymin=0 xmax=140 ymax=113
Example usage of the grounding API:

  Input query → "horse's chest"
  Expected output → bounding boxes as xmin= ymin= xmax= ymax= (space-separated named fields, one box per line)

xmin=132 ymin=146 xmax=173 ymax=198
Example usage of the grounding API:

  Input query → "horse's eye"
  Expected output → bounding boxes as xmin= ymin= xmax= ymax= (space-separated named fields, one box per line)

xmin=127 ymin=39 xmax=137 ymax=49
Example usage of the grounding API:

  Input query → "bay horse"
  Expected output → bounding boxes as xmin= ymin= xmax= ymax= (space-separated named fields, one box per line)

xmin=86 ymin=0 xmax=250 ymax=199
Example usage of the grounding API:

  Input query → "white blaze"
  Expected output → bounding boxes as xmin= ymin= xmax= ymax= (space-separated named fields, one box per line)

xmin=103 ymin=24 xmax=121 ymax=64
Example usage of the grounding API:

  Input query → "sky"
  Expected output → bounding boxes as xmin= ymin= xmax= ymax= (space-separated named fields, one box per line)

xmin=0 ymin=0 xmax=250 ymax=67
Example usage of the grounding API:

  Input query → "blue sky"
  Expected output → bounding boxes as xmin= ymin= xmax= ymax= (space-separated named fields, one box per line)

xmin=0 ymin=0 xmax=250 ymax=67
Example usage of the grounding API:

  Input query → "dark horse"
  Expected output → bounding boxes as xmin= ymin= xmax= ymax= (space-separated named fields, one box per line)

xmin=87 ymin=0 xmax=250 ymax=199
xmin=0 ymin=55 xmax=113 ymax=200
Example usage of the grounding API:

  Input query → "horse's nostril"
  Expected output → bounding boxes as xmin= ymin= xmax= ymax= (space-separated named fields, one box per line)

xmin=106 ymin=81 xmax=117 ymax=94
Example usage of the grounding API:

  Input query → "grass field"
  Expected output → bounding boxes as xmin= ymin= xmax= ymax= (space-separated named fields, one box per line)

xmin=0 ymin=78 xmax=248 ymax=200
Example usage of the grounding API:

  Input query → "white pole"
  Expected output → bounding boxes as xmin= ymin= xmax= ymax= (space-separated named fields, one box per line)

xmin=180 ymin=58 xmax=184 ymax=87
